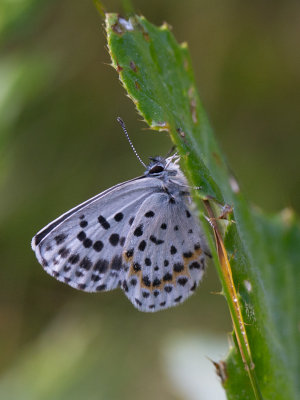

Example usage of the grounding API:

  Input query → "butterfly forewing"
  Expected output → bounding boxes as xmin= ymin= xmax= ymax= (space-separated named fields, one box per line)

xmin=122 ymin=192 xmax=206 ymax=311
xmin=32 ymin=177 xmax=162 ymax=292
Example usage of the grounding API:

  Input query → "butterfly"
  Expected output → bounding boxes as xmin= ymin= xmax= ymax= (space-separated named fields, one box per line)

xmin=31 ymin=119 xmax=210 ymax=312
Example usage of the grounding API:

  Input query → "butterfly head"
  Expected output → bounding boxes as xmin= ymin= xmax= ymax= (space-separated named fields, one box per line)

xmin=146 ymin=156 xmax=166 ymax=174
xmin=145 ymin=155 xmax=187 ymax=187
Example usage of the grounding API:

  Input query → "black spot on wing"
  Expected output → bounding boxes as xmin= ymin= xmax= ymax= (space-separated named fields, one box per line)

xmin=126 ymin=249 xmax=134 ymax=258
xmin=80 ymin=257 xmax=92 ymax=270
xmin=98 ymin=215 xmax=110 ymax=230
xmin=174 ymin=295 xmax=183 ymax=303
xmin=178 ymin=277 xmax=188 ymax=286
xmin=69 ymin=254 xmax=80 ymax=264
xmin=77 ymin=231 xmax=86 ymax=241
xmin=114 ymin=212 xmax=123 ymax=222
xmin=152 ymin=278 xmax=161 ymax=287
xmin=135 ymin=298 xmax=142 ymax=306
xmin=83 ymin=238 xmax=92 ymax=248
xmin=134 ymin=224 xmax=143 ymax=237
xmin=93 ymin=240 xmax=103 ymax=252
xmin=96 ymin=284 xmax=107 ymax=291
xmin=145 ymin=258 xmax=151 ymax=266
xmin=133 ymin=262 xmax=141 ymax=272
xmin=163 ymin=273 xmax=172 ymax=281
xmin=109 ymin=233 xmax=119 ymax=246
xmin=122 ymin=280 xmax=129 ymax=292
xmin=138 ymin=240 xmax=146 ymax=251
xmin=170 ymin=245 xmax=177 ymax=255
xmin=189 ymin=261 xmax=201 ymax=270
xmin=111 ymin=255 xmax=123 ymax=270
xmin=54 ymin=234 xmax=67 ymax=245
xmin=94 ymin=259 xmax=109 ymax=273
xmin=78 ymin=284 xmax=86 ymax=290
xmin=58 ymin=247 xmax=70 ymax=258
xmin=174 ymin=263 xmax=184 ymax=272
xmin=150 ymin=235 xmax=164 ymax=245
xmin=145 ymin=211 xmax=155 ymax=218
xmin=142 ymin=276 xmax=151 ymax=287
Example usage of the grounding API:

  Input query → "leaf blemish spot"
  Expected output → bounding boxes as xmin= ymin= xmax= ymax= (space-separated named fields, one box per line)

xmin=133 ymin=19 xmax=150 ymax=41
xmin=152 ymin=121 xmax=170 ymax=131
xmin=130 ymin=61 xmax=138 ymax=72
xmin=112 ymin=16 xmax=134 ymax=36
xmin=143 ymin=31 xmax=150 ymax=41
xmin=184 ymin=57 xmax=189 ymax=71
xmin=188 ymin=87 xmax=198 ymax=123
xmin=118 ymin=17 xmax=134 ymax=31
xmin=212 ymin=152 xmax=222 ymax=166
xmin=112 ymin=22 xmax=124 ymax=35
xmin=244 ymin=280 xmax=252 ymax=292
xmin=176 ymin=127 xmax=185 ymax=138
xmin=229 ymin=175 xmax=240 ymax=194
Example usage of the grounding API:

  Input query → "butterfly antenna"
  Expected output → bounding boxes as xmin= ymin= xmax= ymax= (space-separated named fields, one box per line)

xmin=165 ymin=145 xmax=176 ymax=158
xmin=117 ymin=117 xmax=147 ymax=168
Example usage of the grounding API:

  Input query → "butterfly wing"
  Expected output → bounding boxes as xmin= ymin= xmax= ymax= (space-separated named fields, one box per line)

xmin=122 ymin=192 xmax=207 ymax=312
xmin=32 ymin=177 xmax=162 ymax=292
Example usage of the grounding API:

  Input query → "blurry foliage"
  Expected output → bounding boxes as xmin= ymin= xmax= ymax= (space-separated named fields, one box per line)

xmin=0 ymin=1 xmax=299 ymax=399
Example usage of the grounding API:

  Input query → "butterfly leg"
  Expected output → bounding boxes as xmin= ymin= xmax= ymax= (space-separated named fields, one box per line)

xmin=202 ymin=195 xmax=234 ymax=222
xmin=162 ymin=186 xmax=176 ymax=204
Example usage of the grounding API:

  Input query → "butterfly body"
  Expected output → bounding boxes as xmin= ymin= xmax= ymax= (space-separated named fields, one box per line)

xmin=32 ymin=155 xmax=208 ymax=312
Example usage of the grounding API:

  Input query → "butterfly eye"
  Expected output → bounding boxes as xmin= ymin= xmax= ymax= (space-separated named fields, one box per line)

xmin=149 ymin=165 xmax=164 ymax=174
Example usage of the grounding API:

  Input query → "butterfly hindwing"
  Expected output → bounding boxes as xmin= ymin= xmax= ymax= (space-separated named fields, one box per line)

xmin=32 ymin=177 xmax=162 ymax=292
xmin=122 ymin=192 xmax=207 ymax=312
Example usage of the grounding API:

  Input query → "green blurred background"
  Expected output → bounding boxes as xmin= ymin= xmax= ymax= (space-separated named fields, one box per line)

xmin=1 ymin=0 xmax=299 ymax=399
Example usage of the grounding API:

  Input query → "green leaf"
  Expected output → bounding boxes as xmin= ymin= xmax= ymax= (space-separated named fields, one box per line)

xmin=224 ymin=209 xmax=300 ymax=399
xmin=106 ymin=13 xmax=300 ymax=400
